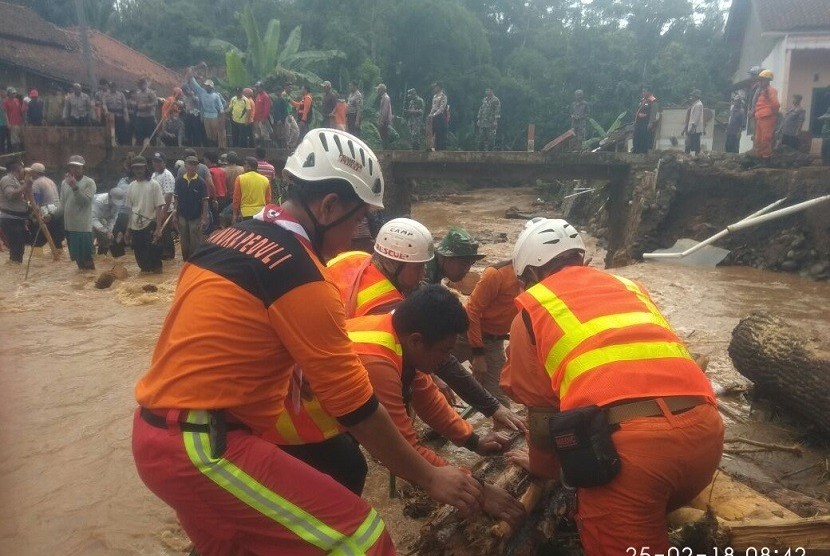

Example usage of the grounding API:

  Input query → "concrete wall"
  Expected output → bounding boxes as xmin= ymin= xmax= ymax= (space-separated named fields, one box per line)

xmin=788 ymin=48 xmax=830 ymax=153
xmin=732 ymin=1 xmax=778 ymax=84
xmin=654 ymin=108 xmax=716 ymax=152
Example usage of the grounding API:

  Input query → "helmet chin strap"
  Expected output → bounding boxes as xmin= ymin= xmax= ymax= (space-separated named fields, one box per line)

xmin=300 ymin=198 xmax=365 ymax=257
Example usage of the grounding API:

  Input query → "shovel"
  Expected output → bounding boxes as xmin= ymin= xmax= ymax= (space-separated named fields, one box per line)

xmin=643 ymin=195 xmax=830 ymax=267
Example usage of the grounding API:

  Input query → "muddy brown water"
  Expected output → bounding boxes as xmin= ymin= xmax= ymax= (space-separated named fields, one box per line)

xmin=0 ymin=187 xmax=827 ymax=555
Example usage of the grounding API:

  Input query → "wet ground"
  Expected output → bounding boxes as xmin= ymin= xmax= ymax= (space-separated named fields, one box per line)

xmin=0 ymin=187 xmax=828 ymax=555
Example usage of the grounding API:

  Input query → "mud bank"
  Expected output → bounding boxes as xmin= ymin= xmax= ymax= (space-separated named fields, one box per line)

xmin=565 ymin=152 xmax=830 ymax=280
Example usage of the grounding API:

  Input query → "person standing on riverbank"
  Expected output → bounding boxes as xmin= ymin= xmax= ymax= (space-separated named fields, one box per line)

xmin=428 ymin=82 xmax=448 ymax=151
xmin=633 ymin=85 xmax=659 ymax=154
xmin=752 ymin=70 xmax=779 ymax=161
xmin=725 ymin=91 xmax=745 ymax=153
xmin=819 ymin=108 xmax=830 ymax=165
xmin=683 ymin=89 xmax=704 ymax=156
xmin=58 ymin=155 xmax=96 ymax=270
xmin=780 ymin=94 xmax=805 ymax=150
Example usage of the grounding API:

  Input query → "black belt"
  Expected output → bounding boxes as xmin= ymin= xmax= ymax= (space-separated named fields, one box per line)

xmin=140 ymin=407 xmax=249 ymax=433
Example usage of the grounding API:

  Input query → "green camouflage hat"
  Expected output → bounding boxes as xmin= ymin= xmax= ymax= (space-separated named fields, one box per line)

xmin=435 ymin=227 xmax=485 ymax=260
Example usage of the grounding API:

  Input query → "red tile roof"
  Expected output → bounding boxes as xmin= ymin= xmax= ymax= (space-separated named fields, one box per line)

xmin=755 ymin=0 xmax=830 ymax=32
xmin=0 ymin=2 xmax=180 ymax=93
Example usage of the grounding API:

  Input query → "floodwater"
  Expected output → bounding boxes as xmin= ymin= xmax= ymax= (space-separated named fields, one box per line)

xmin=1 ymin=187 xmax=828 ymax=555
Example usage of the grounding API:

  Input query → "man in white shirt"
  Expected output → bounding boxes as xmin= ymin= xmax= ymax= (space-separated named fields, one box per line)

xmin=683 ymin=89 xmax=705 ymax=156
xmin=151 ymin=152 xmax=176 ymax=260
xmin=91 ymin=188 xmax=124 ymax=255
xmin=126 ymin=156 xmax=166 ymax=273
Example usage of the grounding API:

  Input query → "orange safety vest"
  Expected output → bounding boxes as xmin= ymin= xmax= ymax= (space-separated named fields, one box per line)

xmin=515 ymin=266 xmax=714 ymax=411
xmin=327 ymin=251 xmax=404 ymax=317
xmin=268 ymin=314 xmax=403 ymax=445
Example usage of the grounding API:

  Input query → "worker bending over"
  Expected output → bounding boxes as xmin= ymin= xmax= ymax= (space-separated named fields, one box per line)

xmin=270 ymin=286 xmax=525 ymax=527
xmin=132 ymin=129 xmax=485 ymax=556
xmin=502 ymin=218 xmax=723 ymax=555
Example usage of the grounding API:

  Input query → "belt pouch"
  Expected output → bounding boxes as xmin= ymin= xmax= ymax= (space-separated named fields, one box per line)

xmin=549 ymin=405 xmax=621 ymax=488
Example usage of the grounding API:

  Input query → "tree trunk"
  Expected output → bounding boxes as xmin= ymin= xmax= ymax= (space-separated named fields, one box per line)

xmin=728 ymin=312 xmax=830 ymax=436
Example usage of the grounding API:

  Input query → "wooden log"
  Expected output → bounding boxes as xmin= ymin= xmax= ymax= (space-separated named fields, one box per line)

xmin=726 ymin=515 xmax=830 ymax=550
xmin=686 ymin=472 xmax=798 ymax=521
xmin=728 ymin=312 xmax=830 ymax=436
xmin=541 ymin=129 xmax=575 ymax=153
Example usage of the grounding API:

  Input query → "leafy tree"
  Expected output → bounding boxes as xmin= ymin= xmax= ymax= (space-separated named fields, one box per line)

xmin=196 ymin=3 xmax=345 ymax=87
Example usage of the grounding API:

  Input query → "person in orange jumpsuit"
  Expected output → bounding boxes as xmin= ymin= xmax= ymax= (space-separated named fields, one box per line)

xmin=453 ymin=260 xmax=521 ymax=407
xmin=753 ymin=69 xmax=780 ymax=160
xmin=132 ymin=129 xmax=487 ymax=556
xmin=501 ymin=218 xmax=724 ymax=555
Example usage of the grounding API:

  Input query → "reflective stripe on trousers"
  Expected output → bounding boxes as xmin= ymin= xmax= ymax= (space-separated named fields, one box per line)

xmin=524 ymin=274 xmax=692 ymax=397
xmin=182 ymin=411 xmax=385 ymax=555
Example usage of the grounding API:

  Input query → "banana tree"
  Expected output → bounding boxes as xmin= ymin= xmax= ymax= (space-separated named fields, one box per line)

xmin=584 ymin=111 xmax=628 ymax=151
xmin=193 ymin=4 xmax=344 ymax=88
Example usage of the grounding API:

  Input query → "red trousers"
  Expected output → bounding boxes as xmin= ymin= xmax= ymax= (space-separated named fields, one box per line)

xmin=132 ymin=409 xmax=394 ymax=556
xmin=577 ymin=403 xmax=724 ymax=555
xmin=754 ymin=116 xmax=776 ymax=159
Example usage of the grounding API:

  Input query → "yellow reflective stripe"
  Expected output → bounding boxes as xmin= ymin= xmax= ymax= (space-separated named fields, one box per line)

xmin=547 ymin=311 xmax=668 ymax=372
xmin=327 ymin=250 xmax=364 ymax=267
xmin=347 ymin=330 xmax=403 ymax=357
xmin=356 ymin=279 xmax=397 ymax=311
xmin=350 ymin=508 xmax=385 ymax=553
xmin=182 ymin=411 xmax=383 ymax=555
xmin=612 ymin=274 xmax=673 ymax=330
xmin=560 ymin=341 xmax=692 ymax=396
xmin=274 ymin=410 xmax=303 ymax=445
xmin=303 ymin=395 xmax=342 ymax=439
xmin=525 ymin=283 xmax=672 ymax=379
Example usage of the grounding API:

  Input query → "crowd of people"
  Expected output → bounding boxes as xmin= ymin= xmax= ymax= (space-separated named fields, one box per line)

xmin=0 ymin=145 xmax=283 ymax=271
xmin=629 ymin=67 xmax=830 ymax=163
xmin=4 ymin=62 xmax=829 ymax=164
xmin=0 ymin=70 xmax=503 ymax=153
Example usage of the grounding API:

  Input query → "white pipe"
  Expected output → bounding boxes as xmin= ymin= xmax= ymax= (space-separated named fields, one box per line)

xmin=728 ymin=195 xmax=830 ymax=232
xmin=737 ymin=197 xmax=788 ymax=224
xmin=564 ymin=188 xmax=596 ymax=199
xmin=643 ymin=195 xmax=830 ymax=260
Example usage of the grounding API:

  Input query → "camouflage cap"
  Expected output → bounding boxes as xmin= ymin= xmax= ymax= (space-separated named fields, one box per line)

xmin=435 ymin=227 xmax=485 ymax=260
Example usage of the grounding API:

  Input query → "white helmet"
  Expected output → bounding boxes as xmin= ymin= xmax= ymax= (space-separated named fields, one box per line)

xmin=284 ymin=128 xmax=384 ymax=209
xmin=512 ymin=218 xmax=585 ymax=276
xmin=374 ymin=218 xmax=434 ymax=263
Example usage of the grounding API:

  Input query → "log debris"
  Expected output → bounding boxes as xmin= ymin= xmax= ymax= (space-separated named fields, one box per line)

xmin=728 ymin=312 xmax=830 ymax=437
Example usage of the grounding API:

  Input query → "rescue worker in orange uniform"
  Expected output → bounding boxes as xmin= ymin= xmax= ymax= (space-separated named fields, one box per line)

xmin=272 ymin=219 xmax=524 ymax=489
xmin=752 ymin=69 xmax=780 ymax=161
xmin=452 ymin=260 xmax=521 ymax=407
xmin=132 ymin=129 xmax=486 ymax=556
xmin=501 ymin=218 xmax=724 ymax=555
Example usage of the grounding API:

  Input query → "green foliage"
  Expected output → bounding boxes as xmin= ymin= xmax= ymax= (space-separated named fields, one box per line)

xmin=225 ymin=50 xmax=249 ymax=88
